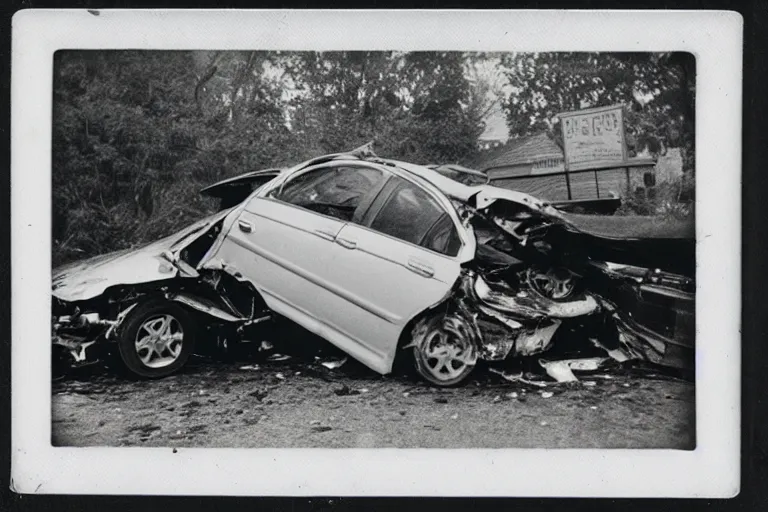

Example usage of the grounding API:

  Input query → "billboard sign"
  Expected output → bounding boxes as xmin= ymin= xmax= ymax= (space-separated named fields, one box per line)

xmin=559 ymin=104 xmax=628 ymax=171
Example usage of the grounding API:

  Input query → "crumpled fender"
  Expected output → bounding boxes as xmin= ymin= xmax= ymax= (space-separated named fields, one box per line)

xmin=52 ymin=209 xmax=232 ymax=302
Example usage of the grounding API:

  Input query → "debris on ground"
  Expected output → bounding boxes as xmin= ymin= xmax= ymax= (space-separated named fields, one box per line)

xmin=311 ymin=425 xmax=333 ymax=433
xmin=333 ymin=384 xmax=360 ymax=396
xmin=275 ymin=373 xmax=285 ymax=380
xmin=434 ymin=397 xmax=448 ymax=404
xmin=238 ymin=365 xmax=260 ymax=371
xmin=539 ymin=360 xmax=578 ymax=383
xmin=538 ymin=357 xmax=608 ymax=383
xmin=489 ymin=368 xmax=548 ymax=387
xmin=267 ymin=353 xmax=291 ymax=362
xmin=541 ymin=391 xmax=554 ymax=398
xmin=320 ymin=357 xmax=348 ymax=370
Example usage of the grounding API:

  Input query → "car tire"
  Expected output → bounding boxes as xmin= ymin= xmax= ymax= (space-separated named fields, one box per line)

xmin=116 ymin=299 xmax=197 ymax=379
xmin=410 ymin=312 xmax=477 ymax=387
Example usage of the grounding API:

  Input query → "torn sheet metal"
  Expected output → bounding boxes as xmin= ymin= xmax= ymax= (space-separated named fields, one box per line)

xmin=515 ymin=321 xmax=561 ymax=356
xmin=473 ymin=305 xmax=519 ymax=360
xmin=166 ymin=292 xmax=244 ymax=322
xmin=538 ymin=357 xmax=609 ymax=383
xmin=105 ymin=303 xmax=138 ymax=339
xmin=473 ymin=276 xmax=599 ymax=319
xmin=539 ymin=360 xmax=578 ymax=383
xmin=320 ymin=357 xmax=348 ymax=370
xmin=53 ymin=336 xmax=96 ymax=363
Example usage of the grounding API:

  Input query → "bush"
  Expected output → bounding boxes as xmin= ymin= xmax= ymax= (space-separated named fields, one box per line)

xmin=614 ymin=173 xmax=694 ymax=219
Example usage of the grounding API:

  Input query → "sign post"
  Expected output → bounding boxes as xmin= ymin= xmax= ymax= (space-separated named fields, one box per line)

xmin=559 ymin=104 xmax=628 ymax=199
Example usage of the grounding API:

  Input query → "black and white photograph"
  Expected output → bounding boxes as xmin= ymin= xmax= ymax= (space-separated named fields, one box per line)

xmin=11 ymin=10 xmax=742 ymax=497
xmin=49 ymin=48 xmax=697 ymax=450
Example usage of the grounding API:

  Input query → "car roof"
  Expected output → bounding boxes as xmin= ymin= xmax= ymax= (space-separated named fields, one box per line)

xmin=372 ymin=158 xmax=481 ymax=202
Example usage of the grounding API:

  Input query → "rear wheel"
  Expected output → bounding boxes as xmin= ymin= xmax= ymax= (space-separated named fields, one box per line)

xmin=411 ymin=312 xmax=477 ymax=387
xmin=116 ymin=299 xmax=196 ymax=378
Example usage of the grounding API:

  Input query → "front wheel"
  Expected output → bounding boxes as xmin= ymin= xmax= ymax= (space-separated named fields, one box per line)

xmin=410 ymin=312 xmax=478 ymax=387
xmin=116 ymin=299 xmax=197 ymax=378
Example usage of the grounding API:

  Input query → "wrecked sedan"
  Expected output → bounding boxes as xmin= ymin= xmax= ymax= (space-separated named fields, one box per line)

xmin=52 ymin=146 xmax=694 ymax=385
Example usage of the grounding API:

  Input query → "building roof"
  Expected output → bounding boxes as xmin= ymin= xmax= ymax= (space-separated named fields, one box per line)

xmin=479 ymin=132 xmax=564 ymax=171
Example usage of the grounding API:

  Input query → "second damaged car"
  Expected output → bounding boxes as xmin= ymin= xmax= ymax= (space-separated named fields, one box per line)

xmin=52 ymin=145 xmax=694 ymax=385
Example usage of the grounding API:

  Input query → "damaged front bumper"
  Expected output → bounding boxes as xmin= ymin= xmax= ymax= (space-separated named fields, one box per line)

xmin=52 ymin=303 xmax=138 ymax=365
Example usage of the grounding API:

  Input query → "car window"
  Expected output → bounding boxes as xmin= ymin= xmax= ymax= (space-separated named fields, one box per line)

xmin=423 ymin=213 xmax=462 ymax=256
xmin=370 ymin=177 xmax=460 ymax=256
xmin=274 ymin=166 xmax=385 ymax=222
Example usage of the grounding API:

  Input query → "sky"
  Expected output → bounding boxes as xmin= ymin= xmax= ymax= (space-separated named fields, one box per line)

xmin=481 ymin=102 xmax=509 ymax=141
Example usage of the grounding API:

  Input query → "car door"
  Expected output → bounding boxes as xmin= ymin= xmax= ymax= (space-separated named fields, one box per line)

xmin=318 ymin=175 xmax=467 ymax=373
xmin=205 ymin=164 xmax=390 ymax=362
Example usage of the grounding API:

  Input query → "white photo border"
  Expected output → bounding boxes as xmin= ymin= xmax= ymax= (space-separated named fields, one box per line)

xmin=11 ymin=9 xmax=742 ymax=497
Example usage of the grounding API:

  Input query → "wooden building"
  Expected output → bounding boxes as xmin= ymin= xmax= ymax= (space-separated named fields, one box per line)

xmin=478 ymin=132 xmax=656 ymax=202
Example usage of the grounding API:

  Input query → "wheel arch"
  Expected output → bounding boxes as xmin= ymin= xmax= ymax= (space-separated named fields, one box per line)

xmin=391 ymin=270 xmax=480 ymax=373
xmin=391 ymin=294 xmax=454 ymax=373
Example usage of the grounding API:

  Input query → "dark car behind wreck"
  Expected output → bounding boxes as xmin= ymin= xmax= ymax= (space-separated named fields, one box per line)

xmin=52 ymin=146 xmax=695 ymax=386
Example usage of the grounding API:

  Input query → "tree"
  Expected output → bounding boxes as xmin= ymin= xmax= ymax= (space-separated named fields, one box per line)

xmin=499 ymin=52 xmax=695 ymax=173
xmin=285 ymin=51 xmax=485 ymax=164
xmin=52 ymin=50 xmax=294 ymax=263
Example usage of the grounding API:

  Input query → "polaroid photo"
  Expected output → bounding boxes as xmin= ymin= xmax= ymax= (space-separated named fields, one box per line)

xmin=11 ymin=9 xmax=742 ymax=497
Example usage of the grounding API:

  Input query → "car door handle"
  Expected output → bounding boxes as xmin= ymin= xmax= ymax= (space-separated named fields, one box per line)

xmin=335 ymin=237 xmax=357 ymax=250
xmin=407 ymin=258 xmax=435 ymax=278
xmin=313 ymin=228 xmax=337 ymax=241
xmin=238 ymin=220 xmax=253 ymax=233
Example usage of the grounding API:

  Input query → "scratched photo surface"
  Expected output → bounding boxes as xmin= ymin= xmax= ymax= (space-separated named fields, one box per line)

xmin=50 ymin=50 xmax=695 ymax=449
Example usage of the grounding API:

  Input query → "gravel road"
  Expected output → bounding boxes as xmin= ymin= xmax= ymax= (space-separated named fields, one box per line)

xmin=51 ymin=336 xmax=695 ymax=449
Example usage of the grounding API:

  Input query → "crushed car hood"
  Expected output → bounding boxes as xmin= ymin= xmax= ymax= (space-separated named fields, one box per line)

xmin=52 ymin=210 xmax=231 ymax=302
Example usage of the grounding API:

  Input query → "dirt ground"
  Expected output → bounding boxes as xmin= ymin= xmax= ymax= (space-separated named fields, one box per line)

xmin=51 ymin=334 xmax=695 ymax=449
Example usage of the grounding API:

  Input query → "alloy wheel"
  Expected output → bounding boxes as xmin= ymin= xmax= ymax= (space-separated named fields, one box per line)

xmin=134 ymin=314 xmax=185 ymax=369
